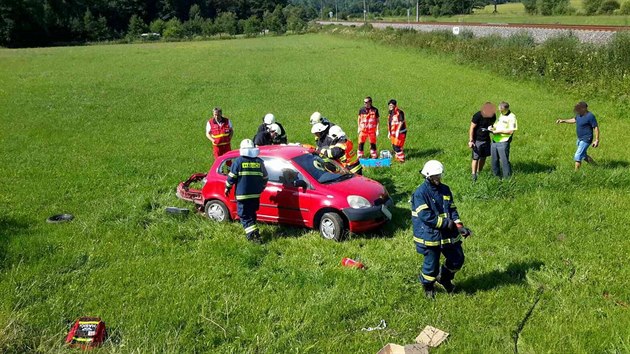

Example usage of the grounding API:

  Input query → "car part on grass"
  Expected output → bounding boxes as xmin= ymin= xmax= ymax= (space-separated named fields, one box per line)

xmin=46 ymin=214 xmax=74 ymax=223
xmin=165 ymin=207 xmax=190 ymax=216
xmin=65 ymin=317 xmax=107 ymax=349
xmin=341 ymin=257 xmax=365 ymax=269
xmin=361 ymin=319 xmax=386 ymax=332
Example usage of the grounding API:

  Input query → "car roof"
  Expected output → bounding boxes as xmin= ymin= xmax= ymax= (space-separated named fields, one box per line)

xmin=220 ymin=144 xmax=312 ymax=160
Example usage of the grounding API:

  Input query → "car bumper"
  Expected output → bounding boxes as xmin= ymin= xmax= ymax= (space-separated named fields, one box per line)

xmin=342 ymin=198 xmax=393 ymax=232
xmin=176 ymin=173 xmax=206 ymax=205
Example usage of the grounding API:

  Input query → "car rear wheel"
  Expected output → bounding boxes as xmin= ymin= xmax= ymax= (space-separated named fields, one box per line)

xmin=205 ymin=200 xmax=230 ymax=222
xmin=319 ymin=212 xmax=345 ymax=242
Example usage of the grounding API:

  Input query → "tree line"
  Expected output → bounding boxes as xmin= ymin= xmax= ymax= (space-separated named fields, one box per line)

xmin=1 ymin=0 xmax=507 ymax=48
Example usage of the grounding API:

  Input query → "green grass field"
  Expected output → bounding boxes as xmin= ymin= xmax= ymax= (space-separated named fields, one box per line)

xmin=1 ymin=34 xmax=629 ymax=353
xmin=379 ymin=0 xmax=630 ymax=26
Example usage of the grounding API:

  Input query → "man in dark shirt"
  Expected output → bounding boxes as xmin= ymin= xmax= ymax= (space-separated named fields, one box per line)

xmin=556 ymin=101 xmax=600 ymax=171
xmin=468 ymin=102 xmax=497 ymax=182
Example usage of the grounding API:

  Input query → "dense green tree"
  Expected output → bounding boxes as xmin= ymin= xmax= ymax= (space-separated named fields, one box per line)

xmin=241 ymin=15 xmax=262 ymax=36
xmin=127 ymin=14 xmax=148 ymax=38
xmin=215 ymin=11 xmax=238 ymax=35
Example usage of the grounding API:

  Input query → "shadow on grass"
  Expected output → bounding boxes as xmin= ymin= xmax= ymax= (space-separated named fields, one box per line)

xmin=599 ymin=160 xmax=630 ymax=169
xmin=0 ymin=217 xmax=31 ymax=271
xmin=405 ymin=148 xmax=444 ymax=160
xmin=265 ymin=225 xmax=311 ymax=241
xmin=457 ymin=260 xmax=544 ymax=294
xmin=512 ymin=161 xmax=556 ymax=174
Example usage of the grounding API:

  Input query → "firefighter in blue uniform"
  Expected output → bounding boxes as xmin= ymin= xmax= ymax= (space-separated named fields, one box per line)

xmin=224 ymin=139 xmax=268 ymax=243
xmin=411 ymin=160 xmax=472 ymax=298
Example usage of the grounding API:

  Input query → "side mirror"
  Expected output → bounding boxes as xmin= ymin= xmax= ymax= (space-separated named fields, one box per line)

xmin=293 ymin=179 xmax=308 ymax=192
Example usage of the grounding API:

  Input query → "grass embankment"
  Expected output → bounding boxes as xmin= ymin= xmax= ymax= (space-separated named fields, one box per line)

xmin=1 ymin=34 xmax=629 ymax=352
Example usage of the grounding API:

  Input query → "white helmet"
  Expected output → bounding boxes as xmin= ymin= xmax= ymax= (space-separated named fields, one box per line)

xmin=268 ymin=123 xmax=281 ymax=135
xmin=311 ymin=123 xmax=327 ymax=134
xmin=310 ymin=112 xmax=322 ymax=125
xmin=329 ymin=125 xmax=345 ymax=140
xmin=421 ymin=160 xmax=444 ymax=178
xmin=239 ymin=139 xmax=259 ymax=157
xmin=264 ymin=113 xmax=275 ymax=125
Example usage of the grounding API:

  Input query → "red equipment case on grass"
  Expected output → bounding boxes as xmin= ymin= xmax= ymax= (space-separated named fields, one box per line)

xmin=65 ymin=317 xmax=107 ymax=349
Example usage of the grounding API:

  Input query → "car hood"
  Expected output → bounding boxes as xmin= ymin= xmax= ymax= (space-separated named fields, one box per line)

xmin=321 ymin=175 xmax=388 ymax=204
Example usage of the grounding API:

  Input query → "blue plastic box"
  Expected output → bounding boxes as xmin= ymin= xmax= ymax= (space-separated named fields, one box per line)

xmin=359 ymin=158 xmax=391 ymax=168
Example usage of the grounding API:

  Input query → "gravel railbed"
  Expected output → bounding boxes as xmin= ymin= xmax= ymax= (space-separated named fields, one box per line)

xmin=319 ymin=21 xmax=619 ymax=44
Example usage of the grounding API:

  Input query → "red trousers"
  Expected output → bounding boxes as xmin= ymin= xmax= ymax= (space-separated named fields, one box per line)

xmin=213 ymin=143 xmax=231 ymax=158
xmin=358 ymin=131 xmax=377 ymax=144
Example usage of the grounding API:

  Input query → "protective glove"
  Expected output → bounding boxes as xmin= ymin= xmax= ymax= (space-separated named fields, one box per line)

xmin=224 ymin=187 xmax=231 ymax=197
xmin=445 ymin=219 xmax=456 ymax=231
xmin=457 ymin=224 xmax=472 ymax=237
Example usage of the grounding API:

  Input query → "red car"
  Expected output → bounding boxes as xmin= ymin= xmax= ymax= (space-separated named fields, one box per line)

xmin=177 ymin=145 xmax=393 ymax=241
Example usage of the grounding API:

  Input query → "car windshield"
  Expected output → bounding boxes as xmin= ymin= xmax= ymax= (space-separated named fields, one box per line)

xmin=292 ymin=153 xmax=353 ymax=184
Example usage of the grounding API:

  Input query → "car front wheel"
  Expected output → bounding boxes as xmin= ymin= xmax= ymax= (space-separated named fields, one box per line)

xmin=205 ymin=200 xmax=230 ymax=222
xmin=319 ymin=212 xmax=345 ymax=242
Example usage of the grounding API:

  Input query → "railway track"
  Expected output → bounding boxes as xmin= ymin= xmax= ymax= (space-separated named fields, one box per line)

xmin=318 ymin=20 xmax=629 ymax=43
xmin=318 ymin=20 xmax=630 ymax=32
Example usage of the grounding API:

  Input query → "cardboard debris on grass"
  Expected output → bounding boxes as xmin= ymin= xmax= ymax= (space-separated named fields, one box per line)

xmin=377 ymin=326 xmax=449 ymax=354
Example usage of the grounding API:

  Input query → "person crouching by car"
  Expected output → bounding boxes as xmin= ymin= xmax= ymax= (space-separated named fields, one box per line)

xmin=254 ymin=123 xmax=283 ymax=147
xmin=257 ymin=113 xmax=287 ymax=144
xmin=224 ymin=139 xmax=268 ymax=243
xmin=317 ymin=125 xmax=363 ymax=175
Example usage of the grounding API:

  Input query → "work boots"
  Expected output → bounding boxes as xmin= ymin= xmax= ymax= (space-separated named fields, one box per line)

xmin=247 ymin=231 xmax=262 ymax=244
xmin=437 ymin=269 xmax=455 ymax=294
xmin=422 ymin=283 xmax=436 ymax=299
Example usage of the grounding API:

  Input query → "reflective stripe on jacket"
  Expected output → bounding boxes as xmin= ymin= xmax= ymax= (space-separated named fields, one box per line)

xmin=411 ymin=180 xmax=462 ymax=245
xmin=358 ymin=107 xmax=380 ymax=133
xmin=209 ymin=117 xmax=233 ymax=146
xmin=388 ymin=108 xmax=406 ymax=137
xmin=320 ymin=137 xmax=362 ymax=174
xmin=226 ymin=156 xmax=268 ymax=200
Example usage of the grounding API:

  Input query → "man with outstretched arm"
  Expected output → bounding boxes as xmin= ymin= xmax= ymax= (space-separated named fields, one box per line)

xmin=556 ymin=101 xmax=600 ymax=171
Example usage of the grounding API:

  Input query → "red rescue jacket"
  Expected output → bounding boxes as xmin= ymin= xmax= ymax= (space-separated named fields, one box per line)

xmin=358 ymin=107 xmax=380 ymax=133
xmin=388 ymin=108 xmax=406 ymax=137
xmin=209 ymin=117 xmax=232 ymax=146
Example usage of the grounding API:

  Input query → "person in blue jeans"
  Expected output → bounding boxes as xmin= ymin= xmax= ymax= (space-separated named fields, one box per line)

xmin=556 ymin=101 xmax=600 ymax=171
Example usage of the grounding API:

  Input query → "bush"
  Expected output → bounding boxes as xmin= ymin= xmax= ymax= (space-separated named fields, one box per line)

xmin=241 ymin=16 xmax=262 ymax=37
xmin=598 ymin=0 xmax=621 ymax=13
xmin=202 ymin=19 xmax=218 ymax=37
xmin=583 ymin=0 xmax=603 ymax=14
xmin=215 ymin=12 xmax=239 ymax=36
xmin=621 ymin=1 xmax=630 ymax=13
xmin=537 ymin=0 xmax=570 ymax=15
xmin=127 ymin=15 xmax=148 ymax=39
xmin=264 ymin=5 xmax=286 ymax=34
xmin=149 ymin=19 xmax=166 ymax=35
xmin=523 ymin=0 xmax=538 ymax=14
xmin=83 ymin=10 xmax=110 ymax=41
xmin=163 ymin=18 xmax=184 ymax=39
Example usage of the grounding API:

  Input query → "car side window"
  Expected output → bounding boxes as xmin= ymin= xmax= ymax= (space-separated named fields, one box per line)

xmin=218 ymin=158 xmax=235 ymax=175
xmin=261 ymin=157 xmax=303 ymax=186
